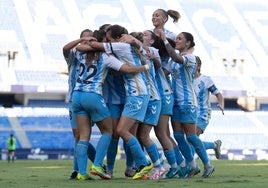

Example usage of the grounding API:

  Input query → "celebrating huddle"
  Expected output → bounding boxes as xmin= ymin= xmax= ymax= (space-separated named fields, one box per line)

xmin=62 ymin=8 xmax=224 ymax=181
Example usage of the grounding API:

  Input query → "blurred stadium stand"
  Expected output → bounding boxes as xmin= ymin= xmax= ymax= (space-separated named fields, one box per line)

xmin=0 ymin=0 xmax=268 ymax=160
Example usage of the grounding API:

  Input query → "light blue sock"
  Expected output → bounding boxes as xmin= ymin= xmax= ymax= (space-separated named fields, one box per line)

xmin=187 ymin=134 xmax=209 ymax=165
xmin=76 ymin=141 xmax=89 ymax=175
xmin=107 ymin=139 xmax=119 ymax=171
xmin=164 ymin=149 xmax=177 ymax=168
xmin=126 ymin=136 xmax=148 ymax=168
xmin=145 ymin=144 xmax=161 ymax=168
xmin=87 ymin=142 xmax=96 ymax=163
xmin=173 ymin=131 xmax=194 ymax=163
xmin=203 ymin=141 xmax=214 ymax=150
xmin=94 ymin=133 xmax=112 ymax=167
xmin=190 ymin=145 xmax=195 ymax=156
xmin=123 ymin=141 xmax=134 ymax=168
xmin=73 ymin=143 xmax=78 ymax=171
xmin=173 ymin=146 xmax=184 ymax=165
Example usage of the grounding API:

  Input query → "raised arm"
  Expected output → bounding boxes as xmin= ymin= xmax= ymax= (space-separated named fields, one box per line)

xmin=157 ymin=29 xmax=183 ymax=63
xmin=63 ymin=37 xmax=91 ymax=58
xmin=76 ymin=37 xmax=104 ymax=52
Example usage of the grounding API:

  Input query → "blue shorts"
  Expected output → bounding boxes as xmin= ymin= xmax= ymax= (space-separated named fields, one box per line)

xmin=171 ymin=104 xmax=197 ymax=124
xmin=121 ymin=95 xmax=150 ymax=122
xmin=72 ymin=91 xmax=111 ymax=123
xmin=143 ymin=100 xmax=161 ymax=126
xmin=68 ymin=102 xmax=77 ymax=129
xmin=107 ymin=103 xmax=124 ymax=119
xmin=160 ymin=94 xmax=173 ymax=115
xmin=196 ymin=116 xmax=209 ymax=132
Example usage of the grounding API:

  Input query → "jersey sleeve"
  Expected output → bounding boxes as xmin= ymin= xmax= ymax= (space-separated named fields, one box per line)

xmin=150 ymin=47 xmax=161 ymax=64
xmin=103 ymin=42 xmax=130 ymax=57
xmin=103 ymin=54 xmax=124 ymax=71
xmin=182 ymin=54 xmax=196 ymax=67
xmin=65 ymin=48 xmax=76 ymax=67
xmin=162 ymin=58 xmax=173 ymax=73
xmin=206 ymin=76 xmax=220 ymax=95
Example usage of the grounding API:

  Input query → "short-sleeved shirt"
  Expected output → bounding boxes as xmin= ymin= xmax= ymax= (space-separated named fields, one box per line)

xmin=103 ymin=42 xmax=150 ymax=96
xmin=65 ymin=48 xmax=79 ymax=102
xmin=163 ymin=54 xmax=197 ymax=106
xmin=7 ymin=137 xmax=16 ymax=150
xmin=194 ymin=74 xmax=220 ymax=120
xmin=74 ymin=51 xmax=124 ymax=95
xmin=146 ymin=47 xmax=161 ymax=101
xmin=103 ymin=71 xmax=126 ymax=105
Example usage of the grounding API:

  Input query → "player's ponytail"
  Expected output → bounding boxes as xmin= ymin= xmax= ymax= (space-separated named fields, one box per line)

xmin=158 ymin=9 xmax=181 ymax=23
xmin=166 ymin=10 xmax=181 ymax=23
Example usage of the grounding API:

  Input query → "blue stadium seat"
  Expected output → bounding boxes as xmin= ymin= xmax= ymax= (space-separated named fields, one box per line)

xmin=28 ymin=100 xmax=67 ymax=107
xmin=18 ymin=116 xmax=70 ymax=129
xmin=0 ymin=106 xmax=11 ymax=128
xmin=0 ymin=116 xmax=11 ymax=128
xmin=0 ymin=131 xmax=22 ymax=149
xmin=26 ymin=131 xmax=74 ymax=149
xmin=1 ymin=0 xmax=268 ymax=153
xmin=201 ymin=133 xmax=268 ymax=150
xmin=15 ymin=70 xmax=67 ymax=86
xmin=233 ymin=1 xmax=268 ymax=55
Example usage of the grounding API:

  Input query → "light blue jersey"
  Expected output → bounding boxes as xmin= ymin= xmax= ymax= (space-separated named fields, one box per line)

xmin=103 ymin=71 xmax=126 ymax=105
xmin=194 ymin=74 xmax=220 ymax=121
xmin=65 ymin=48 xmax=79 ymax=129
xmin=142 ymin=47 xmax=161 ymax=125
xmin=164 ymin=54 xmax=197 ymax=106
xmin=103 ymin=71 xmax=125 ymax=118
xmin=163 ymin=28 xmax=177 ymax=42
xmin=74 ymin=51 xmax=123 ymax=95
xmin=151 ymin=28 xmax=177 ymax=42
xmin=65 ymin=48 xmax=79 ymax=102
xmin=152 ymin=48 xmax=172 ymax=97
xmin=152 ymin=48 xmax=174 ymax=115
xmin=103 ymin=42 xmax=150 ymax=96
xmin=147 ymin=47 xmax=161 ymax=101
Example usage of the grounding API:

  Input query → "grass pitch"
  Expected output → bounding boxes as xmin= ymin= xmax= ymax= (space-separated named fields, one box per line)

xmin=0 ymin=159 xmax=267 ymax=188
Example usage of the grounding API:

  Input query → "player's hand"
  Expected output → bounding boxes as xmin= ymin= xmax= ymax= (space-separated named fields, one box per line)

xmin=144 ymin=60 xmax=151 ymax=70
xmin=155 ymin=29 xmax=166 ymax=41
xmin=120 ymin=34 xmax=136 ymax=44
xmin=217 ymin=104 xmax=224 ymax=115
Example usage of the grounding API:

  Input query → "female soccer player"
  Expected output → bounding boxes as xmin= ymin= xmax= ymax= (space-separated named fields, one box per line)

xmin=141 ymin=30 xmax=189 ymax=179
xmin=77 ymin=25 xmax=153 ymax=180
xmin=126 ymin=31 xmax=166 ymax=179
xmin=152 ymin=9 xmax=181 ymax=42
xmin=193 ymin=56 xmax=224 ymax=159
xmin=73 ymin=29 xmax=150 ymax=180
xmin=158 ymin=30 xmax=215 ymax=178
xmin=62 ymin=29 xmax=97 ymax=180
